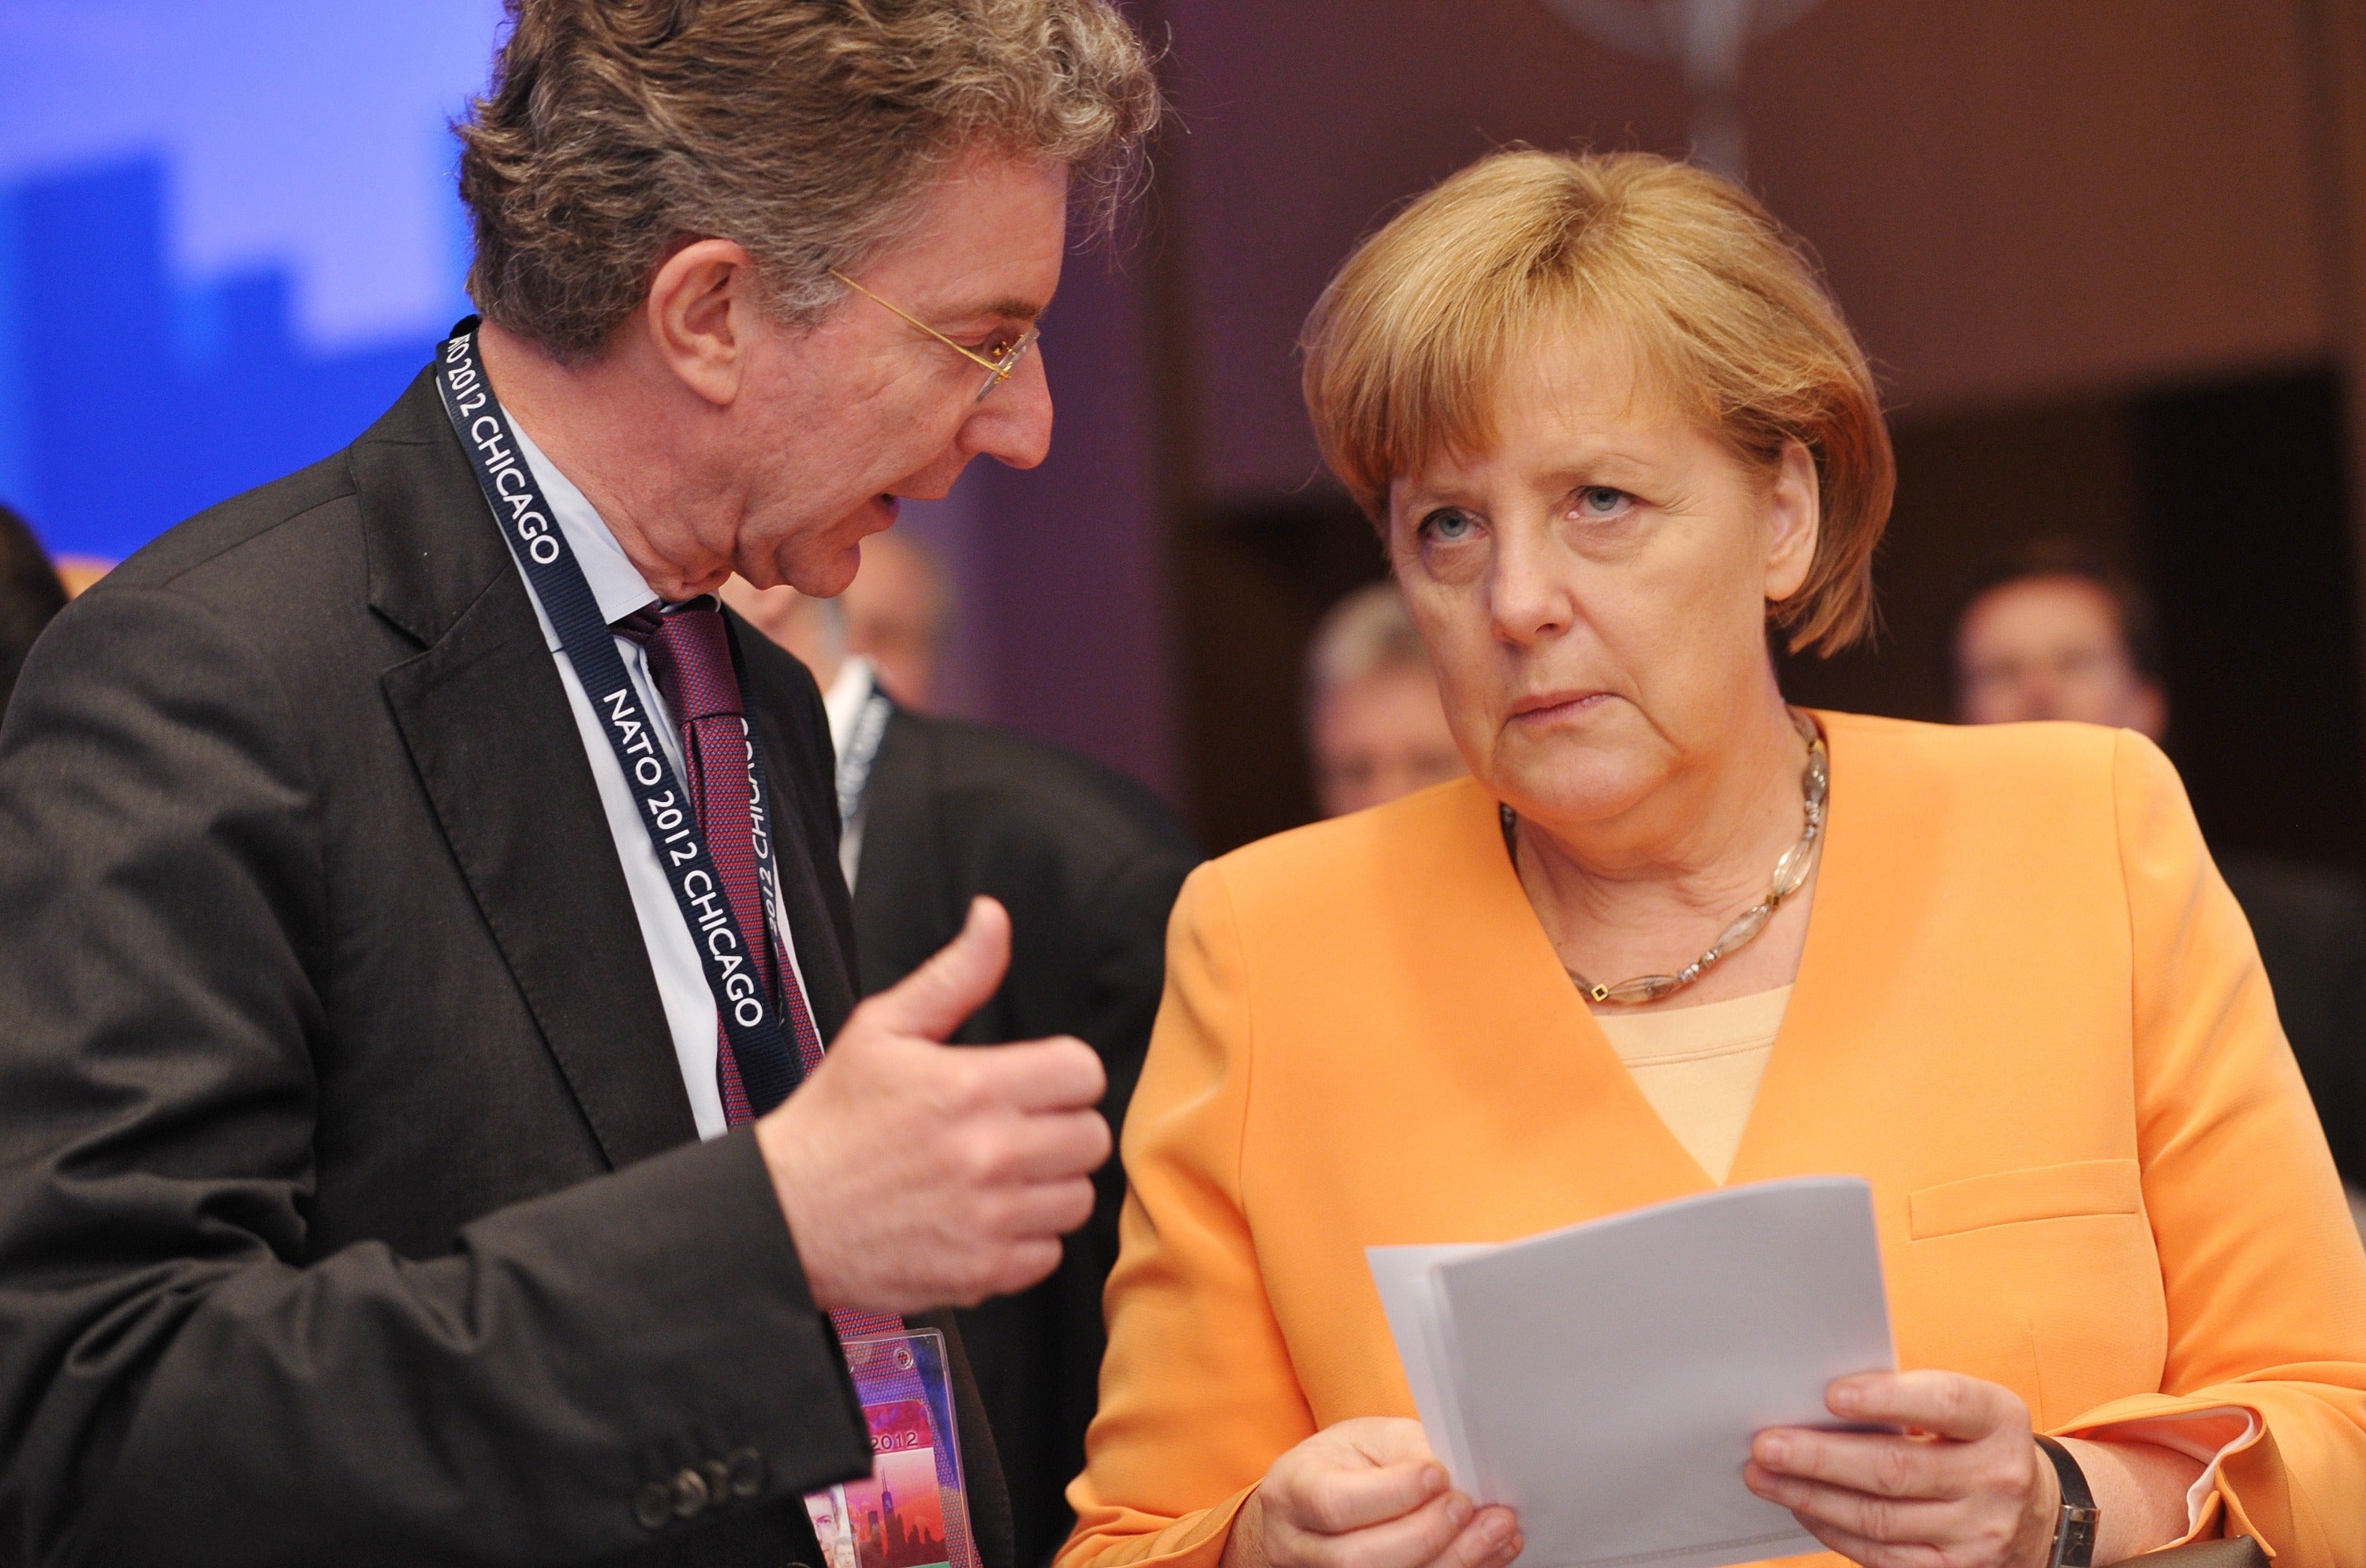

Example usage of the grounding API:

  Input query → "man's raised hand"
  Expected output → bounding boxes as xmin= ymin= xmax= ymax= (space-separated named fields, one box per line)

xmin=757 ymin=897 xmax=1110 ymax=1315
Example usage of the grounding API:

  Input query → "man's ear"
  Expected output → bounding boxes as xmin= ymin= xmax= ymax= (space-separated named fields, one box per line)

xmin=1763 ymin=439 xmax=1822 ymax=606
xmin=640 ymin=238 xmax=760 ymax=407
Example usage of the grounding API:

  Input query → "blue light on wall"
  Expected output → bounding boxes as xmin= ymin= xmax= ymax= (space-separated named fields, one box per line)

xmin=0 ymin=1 xmax=506 ymax=561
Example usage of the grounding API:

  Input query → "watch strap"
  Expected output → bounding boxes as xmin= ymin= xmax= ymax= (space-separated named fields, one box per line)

xmin=2035 ymin=1435 xmax=2100 ymax=1568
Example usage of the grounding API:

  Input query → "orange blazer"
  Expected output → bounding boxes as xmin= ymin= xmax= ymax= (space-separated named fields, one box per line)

xmin=1060 ymin=713 xmax=2366 ymax=1568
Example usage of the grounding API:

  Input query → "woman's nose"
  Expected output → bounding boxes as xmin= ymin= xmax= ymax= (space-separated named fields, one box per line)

xmin=1487 ymin=542 xmax=1573 ymax=646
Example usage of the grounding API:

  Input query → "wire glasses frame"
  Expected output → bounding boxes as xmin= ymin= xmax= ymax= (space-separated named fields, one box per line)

xmin=829 ymin=269 xmax=1037 ymax=404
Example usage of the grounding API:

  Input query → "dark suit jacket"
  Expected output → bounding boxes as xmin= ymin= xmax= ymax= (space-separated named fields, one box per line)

xmin=2220 ymin=853 xmax=2366 ymax=1187
xmin=849 ymin=707 xmax=1200 ymax=1568
xmin=0 ymin=368 xmax=1013 ymax=1568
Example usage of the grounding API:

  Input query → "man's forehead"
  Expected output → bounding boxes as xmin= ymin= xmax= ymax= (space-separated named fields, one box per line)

xmin=1968 ymin=576 xmax=2129 ymax=651
xmin=870 ymin=153 xmax=1070 ymax=314
xmin=860 ymin=265 xmax=1055 ymax=329
xmin=1991 ymin=575 xmax=2122 ymax=625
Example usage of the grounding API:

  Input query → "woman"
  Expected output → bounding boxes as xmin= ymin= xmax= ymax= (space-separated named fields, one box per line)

xmin=1060 ymin=151 xmax=2366 ymax=1568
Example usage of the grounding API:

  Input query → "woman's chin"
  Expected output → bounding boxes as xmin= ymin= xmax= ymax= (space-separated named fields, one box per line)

xmin=1491 ymin=759 xmax=1659 ymax=833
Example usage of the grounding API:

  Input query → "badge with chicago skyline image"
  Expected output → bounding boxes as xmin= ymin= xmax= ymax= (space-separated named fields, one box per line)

xmin=806 ymin=1330 xmax=976 ymax=1568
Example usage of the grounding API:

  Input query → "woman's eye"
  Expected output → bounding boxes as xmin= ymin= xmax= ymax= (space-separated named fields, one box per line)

xmin=1574 ymin=486 xmax=1631 ymax=517
xmin=1420 ymin=507 xmax=1478 ymax=542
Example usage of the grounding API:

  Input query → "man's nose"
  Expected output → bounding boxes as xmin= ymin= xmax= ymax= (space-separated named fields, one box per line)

xmin=967 ymin=348 xmax=1054 ymax=471
xmin=2019 ymin=669 xmax=2066 ymax=719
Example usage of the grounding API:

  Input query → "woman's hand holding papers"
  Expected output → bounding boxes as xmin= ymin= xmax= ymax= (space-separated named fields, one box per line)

xmin=1745 ymin=1371 xmax=2202 ymax=1568
xmin=1220 ymin=1419 xmax=1520 ymax=1568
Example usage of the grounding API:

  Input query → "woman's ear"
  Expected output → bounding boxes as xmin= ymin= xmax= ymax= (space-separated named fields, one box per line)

xmin=1763 ymin=439 xmax=1821 ymax=605
xmin=640 ymin=238 xmax=759 ymax=408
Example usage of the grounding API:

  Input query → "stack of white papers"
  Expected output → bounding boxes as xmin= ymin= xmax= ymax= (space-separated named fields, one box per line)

xmin=1368 ymin=1177 xmax=1894 ymax=1568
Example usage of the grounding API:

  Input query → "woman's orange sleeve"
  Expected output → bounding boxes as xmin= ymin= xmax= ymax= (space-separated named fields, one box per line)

xmin=2055 ymin=731 xmax=2366 ymax=1562
xmin=1057 ymin=864 xmax=1317 ymax=1568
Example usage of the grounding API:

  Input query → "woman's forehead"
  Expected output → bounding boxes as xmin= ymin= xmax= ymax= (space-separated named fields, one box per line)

xmin=1506 ymin=315 xmax=1661 ymax=407
xmin=1398 ymin=320 xmax=1697 ymax=495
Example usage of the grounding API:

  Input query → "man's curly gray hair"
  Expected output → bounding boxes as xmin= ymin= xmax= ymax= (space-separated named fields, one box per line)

xmin=458 ymin=0 xmax=1162 ymax=359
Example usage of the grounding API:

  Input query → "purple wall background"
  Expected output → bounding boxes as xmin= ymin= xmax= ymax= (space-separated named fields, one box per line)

xmin=7 ymin=0 xmax=2363 ymax=828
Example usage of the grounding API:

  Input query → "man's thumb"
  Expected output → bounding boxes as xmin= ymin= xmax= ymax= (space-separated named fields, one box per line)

xmin=867 ymin=897 xmax=1011 ymax=1041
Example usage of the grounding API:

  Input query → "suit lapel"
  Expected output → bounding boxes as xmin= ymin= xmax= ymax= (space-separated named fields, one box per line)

xmin=1724 ymin=710 xmax=1923 ymax=1186
xmin=733 ymin=619 xmax=862 ymax=1042
xmin=843 ymin=712 xmax=952 ymax=1001
xmin=1411 ymin=782 xmax=1715 ymax=1208
xmin=723 ymin=648 xmax=1016 ymax=1560
xmin=358 ymin=370 xmax=697 ymax=1168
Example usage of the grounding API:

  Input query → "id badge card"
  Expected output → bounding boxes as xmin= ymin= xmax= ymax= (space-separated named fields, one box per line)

xmin=804 ymin=1330 xmax=978 ymax=1568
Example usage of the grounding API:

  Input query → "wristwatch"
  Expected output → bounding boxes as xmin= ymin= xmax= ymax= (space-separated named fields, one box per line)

xmin=2034 ymin=1435 xmax=2100 ymax=1568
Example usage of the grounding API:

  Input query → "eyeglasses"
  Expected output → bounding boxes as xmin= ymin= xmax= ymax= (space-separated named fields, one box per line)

xmin=829 ymin=269 xmax=1037 ymax=404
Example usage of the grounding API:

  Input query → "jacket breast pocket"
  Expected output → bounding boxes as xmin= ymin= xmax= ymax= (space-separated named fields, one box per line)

xmin=1908 ymin=1158 xmax=2144 ymax=1239
xmin=1899 ymin=1158 xmax=2164 ymax=1428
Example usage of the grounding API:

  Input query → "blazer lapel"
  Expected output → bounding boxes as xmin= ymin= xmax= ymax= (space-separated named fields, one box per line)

xmin=842 ymin=712 xmax=953 ymax=1001
xmin=1724 ymin=710 xmax=1928 ymax=1187
xmin=357 ymin=370 xmax=698 ymax=1168
xmin=1419 ymin=783 xmax=1716 ymax=1207
xmin=733 ymin=622 xmax=862 ymax=1043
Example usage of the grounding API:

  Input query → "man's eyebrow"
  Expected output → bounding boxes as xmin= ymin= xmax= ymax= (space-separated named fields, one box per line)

xmin=950 ymin=297 xmax=1043 ymax=324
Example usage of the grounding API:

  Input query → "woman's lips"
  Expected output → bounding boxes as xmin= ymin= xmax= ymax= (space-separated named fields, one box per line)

xmin=1509 ymin=691 xmax=1611 ymax=724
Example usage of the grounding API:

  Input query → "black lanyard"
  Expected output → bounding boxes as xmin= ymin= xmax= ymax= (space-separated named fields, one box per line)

xmin=433 ymin=326 xmax=803 ymax=1114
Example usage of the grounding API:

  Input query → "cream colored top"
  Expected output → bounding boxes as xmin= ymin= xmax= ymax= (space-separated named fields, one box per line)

xmin=1593 ymin=985 xmax=1791 ymax=1184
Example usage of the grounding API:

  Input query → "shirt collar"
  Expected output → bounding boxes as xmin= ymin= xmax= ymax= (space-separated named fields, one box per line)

xmin=822 ymin=656 xmax=879 ymax=758
xmin=507 ymin=416 xmax=661 ymax=646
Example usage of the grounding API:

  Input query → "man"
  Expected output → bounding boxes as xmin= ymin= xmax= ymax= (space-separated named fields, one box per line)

xmin=726 ymin=566 xmax=1199 ymax=1568
xmin=1951 ymin=539 xmax=2366 ymax=1198
xmin=1303 ymin=581 xmax=1466 ymax=818
xmin=0 ymin=502 xmax=67 ymax=720
xmin=836 ymin=529 xmax=952 ymax=708
xmin=0 ymin=4 xmax=1159 ymax=1564
xmin=734 ymin=528 xmax=952 ymax=710
xmin=1952 ymin=543 xmax=2169 ymax=737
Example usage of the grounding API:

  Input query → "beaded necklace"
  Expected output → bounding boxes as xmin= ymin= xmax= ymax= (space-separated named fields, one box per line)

xmin=1502 ymin=707 xmax=1827 ymax=1006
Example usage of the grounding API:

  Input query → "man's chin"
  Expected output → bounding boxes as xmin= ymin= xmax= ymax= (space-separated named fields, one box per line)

xmin=745 ymin=494 xmax=903 ymax=595
xmin=756 ymin=537 xmax=862 ymax=598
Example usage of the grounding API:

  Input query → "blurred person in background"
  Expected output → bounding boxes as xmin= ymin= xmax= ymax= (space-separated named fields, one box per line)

xmin=1952 ymin=540 xmax=2366 ymax=1210
xmin=50 ymin=556 xmax=113 ymax=599
xmin=840 ymin=527 xmax=952 ymax=708
xmin=1952 ymin=540 xmax=2166 ymax=736
xmin=732 ymin=528 xmax=950 ymax=708
xmin=727 ymin=563 xmax=1201 ymax=1568
xmin=0 ymin=2 xmax=1159 ymax=1562
xmin=0 ymin=505 xmax=68 ymax=722
xmin=1303 ymin=581 xmax=1466 ymax=816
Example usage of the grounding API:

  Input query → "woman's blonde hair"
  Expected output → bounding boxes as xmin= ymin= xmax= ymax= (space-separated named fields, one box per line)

xmin=1300 ymin=149 xmax=1894 ymax=655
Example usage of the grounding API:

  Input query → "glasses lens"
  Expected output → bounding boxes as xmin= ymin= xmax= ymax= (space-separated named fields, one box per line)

xmin=975 ymin=332 xmax=1036 ymax=404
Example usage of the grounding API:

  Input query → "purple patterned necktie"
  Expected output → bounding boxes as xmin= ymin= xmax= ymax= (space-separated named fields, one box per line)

xmin=614 ymin=601 xmax=785 ymax=1123
xmin=615 ymin=603 xmax=978 ymax=1568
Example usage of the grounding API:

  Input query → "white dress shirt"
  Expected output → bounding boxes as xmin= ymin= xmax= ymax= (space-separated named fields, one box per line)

xmin=506 ymin=417 xmax=813 ymax=1143
xmin=819 ymin=657 xmax=881 ymax=889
